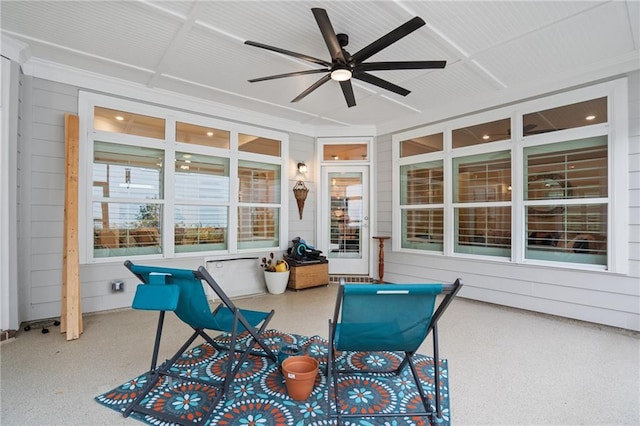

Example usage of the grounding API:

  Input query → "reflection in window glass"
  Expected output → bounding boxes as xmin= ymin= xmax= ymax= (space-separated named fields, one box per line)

xmin=401 ymin=161 xmax=443 ymax=205
xmin=173 ymin=153 xmax=230 ymax=253
xmin=400 ymin=134 xmax=443 ymax=157
xmin=237 ymin=161 xmax=281 ymax=248
xmin=176 ymin=122 xmax=230 ymax=149
xmin=402 ymin=209 xmax=444 ymax=251
xmin=524 ymin=137 xmax=607 ymax=265
xmin=238 ymin=207 xmax=279 ymax=249
xmin=452 ymin=118 xmax=510 ymax=148
xmin=454 ymin=152 xmax=511 ymax=203
xmin=175 ymin=206 xmax=228 ymax=253
xmin=92 ymin=143 xmax=164 ymax=257
xmin=523 ymin=97 xmax=607 ymax=136
xmin=93 ymin=203 xmax=162 ymax=257
xmin=239 ymin=133 xmax=281 ymax=156
xmin=400 ymin=161 xmax=443 ymax=251
xmin=455 ymin=207 xmax=511 ymax=256
xmin=526 ymin=137 xmax=607 ymax=200
xmin=323 ymin=144 xmax=368 ymax=160
xmin=175 ymin=153 xmax=229 ymax=202
xmin=94 ymin=106 xmax=165 ymax=139
xmin=526 ymin=204 xmax=607 ymax=265
xmin=452 ymin=151 xmax=511 ymax=257
xmin=329 ymin=173 xmax=363 ymax=258
xmin=238 ymin=161 xmax=281 ymax=204
xmin=93 ymin=142 xmax=163 ymax=200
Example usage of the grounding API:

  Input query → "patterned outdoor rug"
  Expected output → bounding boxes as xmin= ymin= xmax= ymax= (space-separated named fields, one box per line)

xmin=95 ymin=330 xmax=450 ymax=425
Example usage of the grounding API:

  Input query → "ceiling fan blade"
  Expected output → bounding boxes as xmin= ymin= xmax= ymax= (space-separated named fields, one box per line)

xmin=353 ymin=72 xmax=410 ymax=96
xmin=351 ymin=17 xmax=425 ymax=63
xmin=245 ymin=40 xmax=331 ymax=67
xmin=312 ymin=8 xmax=346 ymax=63
xmin=248 ymin=69 xmax=328 ymax=83
xmin=340 ymin=80 xmax=356 ymax=107
xmin=291 ymin=74 xmax=332 ymax=103
xmin=359 ymin=60 xmax=446 ymax=71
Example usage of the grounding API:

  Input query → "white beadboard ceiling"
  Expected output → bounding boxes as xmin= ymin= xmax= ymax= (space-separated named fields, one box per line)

xmin=2 ymin=1 xmax=638 ymax=132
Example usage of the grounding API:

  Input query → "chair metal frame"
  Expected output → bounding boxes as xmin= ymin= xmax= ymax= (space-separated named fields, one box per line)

xmin=327 ymin=278 xmax=462 ymax=425
xmin=122 ymin=261 xmax=277 ymax=425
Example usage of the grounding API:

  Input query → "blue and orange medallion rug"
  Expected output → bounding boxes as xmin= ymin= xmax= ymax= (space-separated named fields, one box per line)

xmin=95 ymin=330 xmax=450 ymax=425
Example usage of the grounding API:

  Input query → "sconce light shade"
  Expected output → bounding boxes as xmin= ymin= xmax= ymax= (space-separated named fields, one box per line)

xmin=297 ymin=162 xmax=308 ymax=174
xmin=293 ymin=180 xmax=309 ymax=220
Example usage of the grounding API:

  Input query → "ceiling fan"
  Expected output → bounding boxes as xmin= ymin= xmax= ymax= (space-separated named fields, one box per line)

xmin=244 ymin=8 xmax=446 ymax=107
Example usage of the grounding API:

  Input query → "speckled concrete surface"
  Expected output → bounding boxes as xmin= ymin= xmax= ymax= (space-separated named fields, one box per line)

xmin=1 ymin=283 xmax=638 ymax=425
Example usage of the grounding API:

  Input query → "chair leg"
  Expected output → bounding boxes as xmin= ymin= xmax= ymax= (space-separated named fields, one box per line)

xmin=123 ymin=311 xmax=166 ymax=418
xmin=327 ymin=320 xmax=343 ymax=424
xmin=124 ymin=325 xmax=203 ymax=419
xmin=406 ymin=354 xmax=437 ymax=425
xmin=237 ymin=310 xmax=278 ymax=362
xmin=326 ymin=320 xmax=333 ymax=419
xmin=433 ymin=325 xmax=442 ymax=418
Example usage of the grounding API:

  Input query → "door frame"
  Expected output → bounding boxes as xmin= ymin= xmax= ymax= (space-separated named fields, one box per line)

xmin=315 ymin=137 xmax=375 ymax=276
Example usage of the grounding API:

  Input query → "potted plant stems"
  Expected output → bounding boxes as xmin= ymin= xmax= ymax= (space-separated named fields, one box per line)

xmin=261 ymin=252 xmax=290 ymax=294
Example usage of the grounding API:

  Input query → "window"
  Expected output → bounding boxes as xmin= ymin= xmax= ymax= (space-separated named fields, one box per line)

xmin=400 ymin=133 xmax=443 ymax=157
xmin=176 ymin=121 xmax=230 ymax=149
xmin=523 ymin=97 xmax=607 ymax=135
xmin=453 ymin=151 xmax=511 ymax=257
xmin=323 ymin=143 xmax=369 ymax=161
xmin=81 ymin=93 xmax=287 ymax=262
xmin=452 ymin=117 xmax=510 ymax=147
xmin=524 ymin=138 xmax=607 ymax=265
xmin=237 ymin=161 xmax=281 ymax=249
xmin=400 ymin=161 xmax=444 ymax=250
xmin=393 ymin=80 xmax=624 ymax=271
xmin=94 ymin=106 xmax=165 ymax=139
xmin=92 ymin=143 xmax=163 ymax=258
xmin=239 ymin=133 xmax=281 ymax=156
xmin=174 ymin=153 xmax=229 ymax=253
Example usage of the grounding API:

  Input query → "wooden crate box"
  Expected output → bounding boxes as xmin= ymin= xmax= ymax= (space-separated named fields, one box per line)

xmin=288 ymin=262 xmax=329 ymax=290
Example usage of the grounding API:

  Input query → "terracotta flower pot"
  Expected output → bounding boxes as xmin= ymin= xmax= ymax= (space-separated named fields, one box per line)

xmin=281 ymin=355 xmax=318 ymax=401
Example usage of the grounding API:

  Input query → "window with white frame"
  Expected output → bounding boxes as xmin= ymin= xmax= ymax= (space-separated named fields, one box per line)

xmin=393 ymin=80 xmax=626 ymax=271
xmin=453 ymin=150 xmax=511 ymax=257
xmin=398 ymin=132 xmax=444 ymax=251
xmin=81 ymin=94 xmax=287 ymax=262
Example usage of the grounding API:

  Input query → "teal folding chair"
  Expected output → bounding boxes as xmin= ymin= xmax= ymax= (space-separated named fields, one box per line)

xmin=327 ymin=278 xmax=462 ymax=425
xmin=123 ymin=261 xmax=276 ymax=425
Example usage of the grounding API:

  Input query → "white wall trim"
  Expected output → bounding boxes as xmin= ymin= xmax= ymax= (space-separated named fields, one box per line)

xmin=0 ymin=34 xmax=31 ymax=65
xmin=1 ymin=57 xmax=20 ymax=331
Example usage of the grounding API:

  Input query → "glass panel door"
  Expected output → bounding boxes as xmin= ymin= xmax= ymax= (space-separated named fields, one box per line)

xmin=321 ymin=166 xmax=369 ymax=274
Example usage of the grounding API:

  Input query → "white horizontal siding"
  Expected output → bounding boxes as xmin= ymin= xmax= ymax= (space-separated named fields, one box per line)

xmin=17 ymin=77 xmax=71 ymax=321
xmin=628 ymin=71 xmax=640 ymax=278
xmin=287 ymin=132 xmax=316 ymax=245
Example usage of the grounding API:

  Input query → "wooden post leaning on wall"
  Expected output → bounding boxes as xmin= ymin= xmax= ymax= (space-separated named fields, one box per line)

xmin=61 ymin=113 xmax=83 ymax=340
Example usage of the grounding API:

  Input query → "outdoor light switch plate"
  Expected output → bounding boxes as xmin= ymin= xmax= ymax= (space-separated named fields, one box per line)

xmin=111 ymin=280 xmax=125 ymax=292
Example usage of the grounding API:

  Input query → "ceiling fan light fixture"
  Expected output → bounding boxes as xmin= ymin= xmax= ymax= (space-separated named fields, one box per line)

xmin=330 ymin=68 xmax=352 ymax=81
xmin=245 ymin=8 xmax=446 ymax=107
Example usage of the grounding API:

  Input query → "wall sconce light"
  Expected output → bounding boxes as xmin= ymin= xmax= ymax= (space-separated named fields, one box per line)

xmin=297 ymin=162 xmax=308 ymax=174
